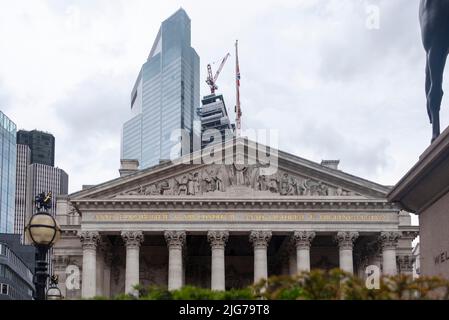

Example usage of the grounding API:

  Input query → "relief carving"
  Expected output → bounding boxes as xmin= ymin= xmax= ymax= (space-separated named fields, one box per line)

xmin=120 ymin=164 xmax=358 ymax=198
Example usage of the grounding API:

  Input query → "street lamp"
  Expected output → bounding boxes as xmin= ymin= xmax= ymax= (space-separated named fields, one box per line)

xmin=25 ymin=192 xmax=62 ymax=300
xmin=46 ymin=275 xmax=63 ymax=300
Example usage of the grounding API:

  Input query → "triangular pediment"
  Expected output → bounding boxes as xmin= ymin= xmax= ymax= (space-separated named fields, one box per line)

xmin=70 ymin=139 xmax=390 ymax=201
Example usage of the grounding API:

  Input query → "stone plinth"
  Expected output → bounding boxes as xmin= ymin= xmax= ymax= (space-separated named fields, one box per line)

xmin=388 ymin=126 xmax=449 ymax=279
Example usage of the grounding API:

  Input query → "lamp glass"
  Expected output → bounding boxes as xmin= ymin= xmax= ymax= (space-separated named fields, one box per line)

xmin=46 ymin=287 xmax=62 ymax=300
xmin=25 ymin=213 xmax=61 ymax=246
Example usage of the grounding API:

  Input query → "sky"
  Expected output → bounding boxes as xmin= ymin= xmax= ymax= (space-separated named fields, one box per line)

xmin=0 ymin=0 xmax=446 ymax=205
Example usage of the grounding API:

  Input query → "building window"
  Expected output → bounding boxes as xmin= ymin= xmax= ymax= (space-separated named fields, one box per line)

xmin=1 ymin=283 xmax=9 ymax=295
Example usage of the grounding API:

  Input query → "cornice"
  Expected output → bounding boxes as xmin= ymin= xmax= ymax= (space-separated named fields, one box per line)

xmin=72 ymin=198 xmax=399 ymax=212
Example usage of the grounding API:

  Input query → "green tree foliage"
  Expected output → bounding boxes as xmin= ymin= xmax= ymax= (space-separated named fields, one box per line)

xmin=92 ymin=269 xmax=449 ymax=300
xmin=253 ymin=269 xmax=449 ymax=300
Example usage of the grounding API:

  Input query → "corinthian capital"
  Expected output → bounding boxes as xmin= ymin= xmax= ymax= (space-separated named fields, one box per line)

xmin=207 ymin=231 xmax=229 ymax=249
xmin=379 ymin=232 xmax=401 ymax=250
xmin=121 ymin=231 xmax=144 ymax=248
xmin=249 ymin=230 xmax=272 ymax=249
xmin=293 ymin=231 xmax=316 ymax=249
xmin=335 ymin=231 xmax=359 ymax=250
xmin=79 ymin=231 xmax=100 ymax=250
xmin=164 ymin=230 xmax=186 ymax=249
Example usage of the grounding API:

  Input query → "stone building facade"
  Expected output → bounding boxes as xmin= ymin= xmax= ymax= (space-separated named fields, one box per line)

xmin=53 ymin=139 xmax=418 ymax=299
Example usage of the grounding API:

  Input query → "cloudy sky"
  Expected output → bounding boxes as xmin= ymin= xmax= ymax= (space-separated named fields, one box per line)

xmin=0 ymin=0 xmax=446 ymax=198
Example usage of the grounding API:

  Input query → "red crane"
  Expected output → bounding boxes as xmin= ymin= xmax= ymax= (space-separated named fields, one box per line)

xmin=206 ymin=53 xmax=231 ymax=95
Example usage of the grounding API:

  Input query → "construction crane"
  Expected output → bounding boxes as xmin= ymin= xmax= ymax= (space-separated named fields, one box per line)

xmin=206 ymin=53 xmax=231 ymax=95
xmin=235 ymin=40 xmax=241 ymax=137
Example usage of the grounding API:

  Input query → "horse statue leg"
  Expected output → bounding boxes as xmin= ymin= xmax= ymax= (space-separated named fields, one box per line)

xmin=426 ymin=46 xmax=447 ymax=143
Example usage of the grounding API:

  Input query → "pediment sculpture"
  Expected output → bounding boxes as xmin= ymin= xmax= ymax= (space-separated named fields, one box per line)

xmin=118 ymin=164 xmax=359 ymax=198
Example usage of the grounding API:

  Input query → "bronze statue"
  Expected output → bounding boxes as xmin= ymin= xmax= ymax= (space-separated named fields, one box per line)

xmin=419 ymin=0 xmax=449 ymax=142
xmin=35 ymin=191 xmax=52 ymax=211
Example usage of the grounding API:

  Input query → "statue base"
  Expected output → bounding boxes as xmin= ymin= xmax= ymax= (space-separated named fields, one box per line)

xmin=388 ymin=125 xmax=449 ymax=279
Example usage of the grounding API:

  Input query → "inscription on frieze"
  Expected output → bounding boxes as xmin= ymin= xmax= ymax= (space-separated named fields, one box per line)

xmin=93 ymin=212 xmax=390 ymax=223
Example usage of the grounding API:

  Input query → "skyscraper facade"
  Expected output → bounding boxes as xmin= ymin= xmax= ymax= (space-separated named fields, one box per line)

xmin=27 ymin=164 xmax=68 ymax=222
xmin=122 ymin=8 xmax=200 ymax=169
xmin=0 ymin=111 xmax=17 ymax=234
xmin=27 ymin=163 xmax=68 ymax=274
xmin=14 ymin=145 xmax=31 ymax=242
xmin=16 ymin=130 xmax=55 ymax=167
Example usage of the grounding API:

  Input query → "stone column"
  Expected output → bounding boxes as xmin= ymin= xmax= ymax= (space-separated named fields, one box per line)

xmin=121 ymin=231 xmax=144 ymax=295
xmin=280 ymin=252 xmax=290 ymax=275
xmin=335 ymin=232 xmax=359 ymax=274
xmin=379 ymin=232 xmax=400 ymax=275
xmin=288 ymin=251 xmax=297 ymax=276
xmin=182 ymin=245 xmax=187 ymax=287
xmin=249 ymin=231 xmax=272 ymax=283
xmin=207 ymin=231 xmax=229 ymax=291
xmin=103 ymin=251 xmax=113 ymax=298
xmin=164 ymin=231 xmax=186 ymax=290
xmin=79 ymin=231 xmax=100 ymax=298
xmin=293 ymin=231 xmax=316 ymax=272
xmin=96 ymin=249 xmax=104 ymax=297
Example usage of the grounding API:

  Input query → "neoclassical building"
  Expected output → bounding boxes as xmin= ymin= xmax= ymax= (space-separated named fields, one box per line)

xmin=53 ymin=139 xmax=418 ymax=299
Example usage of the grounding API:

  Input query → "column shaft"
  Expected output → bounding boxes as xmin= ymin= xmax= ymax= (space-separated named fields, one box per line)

xmin=254 ymin=247 xmax=268 ymax=281
xmin=211 ymin=248 xmax=225 ymax=290
xmin=103 ymin=264 xmax=111 ymax=298
xmin=297 ymin=248 xmax=311 ymax=272
xmin=82 ymin=249 xmax=96 ymax=298
xmin=168 ymin=247 xmax=183 ymax=290
xmin=96 ymin=252 xmax=104 ymax=296
xmin=208 ymin=231 xmax=229 ymax=291
xmin=382 ymin=249 xmax=397 ymax=275
xmin=339 ymin=249 xmax=354 ymax=274
xmin=335 ymin=232 xmax=359 ymax=275
xmin=293 ymin=231 xmax=315 ymax=273
xmin=165 ymin=231 xmax=186 ymax=291
xmin=125 ymin=246 xmax=140 ymax=293
xmin=289 ymin=252 xmax=297 ymax=275
xmin=102 ymin=249 xmax=113 ymax=298
xmin=379 ymin=232 xmax=400 ymax=276
xmin=79 ymin=231 xmax=99 ymax=298
xmin=122 ymin=231 xmax=144 ymax=295
xmin=250 ymin=231 xmax=272 ymax=284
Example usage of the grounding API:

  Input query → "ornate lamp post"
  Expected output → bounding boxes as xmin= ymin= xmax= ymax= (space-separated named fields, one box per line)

xmin=46 ymin=275 xmax=63 ymax=300
xmin=25 ymin=192 xmax=62 ymax=300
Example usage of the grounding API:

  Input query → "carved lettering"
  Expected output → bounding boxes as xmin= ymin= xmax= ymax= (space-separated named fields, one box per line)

xmin=93 ymin=213 xmax=387 ymax=223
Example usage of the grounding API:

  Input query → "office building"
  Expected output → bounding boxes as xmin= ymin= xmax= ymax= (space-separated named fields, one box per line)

xmin=27 ymin=163 xmax=68 ymax=220
xmin=27 ymin=163 xmax=68 ymax=275
xmin=0 ymin=233 xmax=34 ymax=300
xmin=0 ymin=111 xmax=17 ymax=234
xmin=14 ymin=145 xmax=31 ymax=242
xmin=198 ymin=94 xmax=234 ymax=149
xmin=122 ymin=8 xmax=200 ymax=169
xmin=17 ymin=130 xmax=55 ymax=167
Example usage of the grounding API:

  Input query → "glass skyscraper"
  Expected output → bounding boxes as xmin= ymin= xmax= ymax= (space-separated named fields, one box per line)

xmin=122 ymin=8 xmax=200 ymax=169
xmin=0 ymin=111 xmax=17 ymax=234
xmin=17 ymin=130 xmax=55 ymax=167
